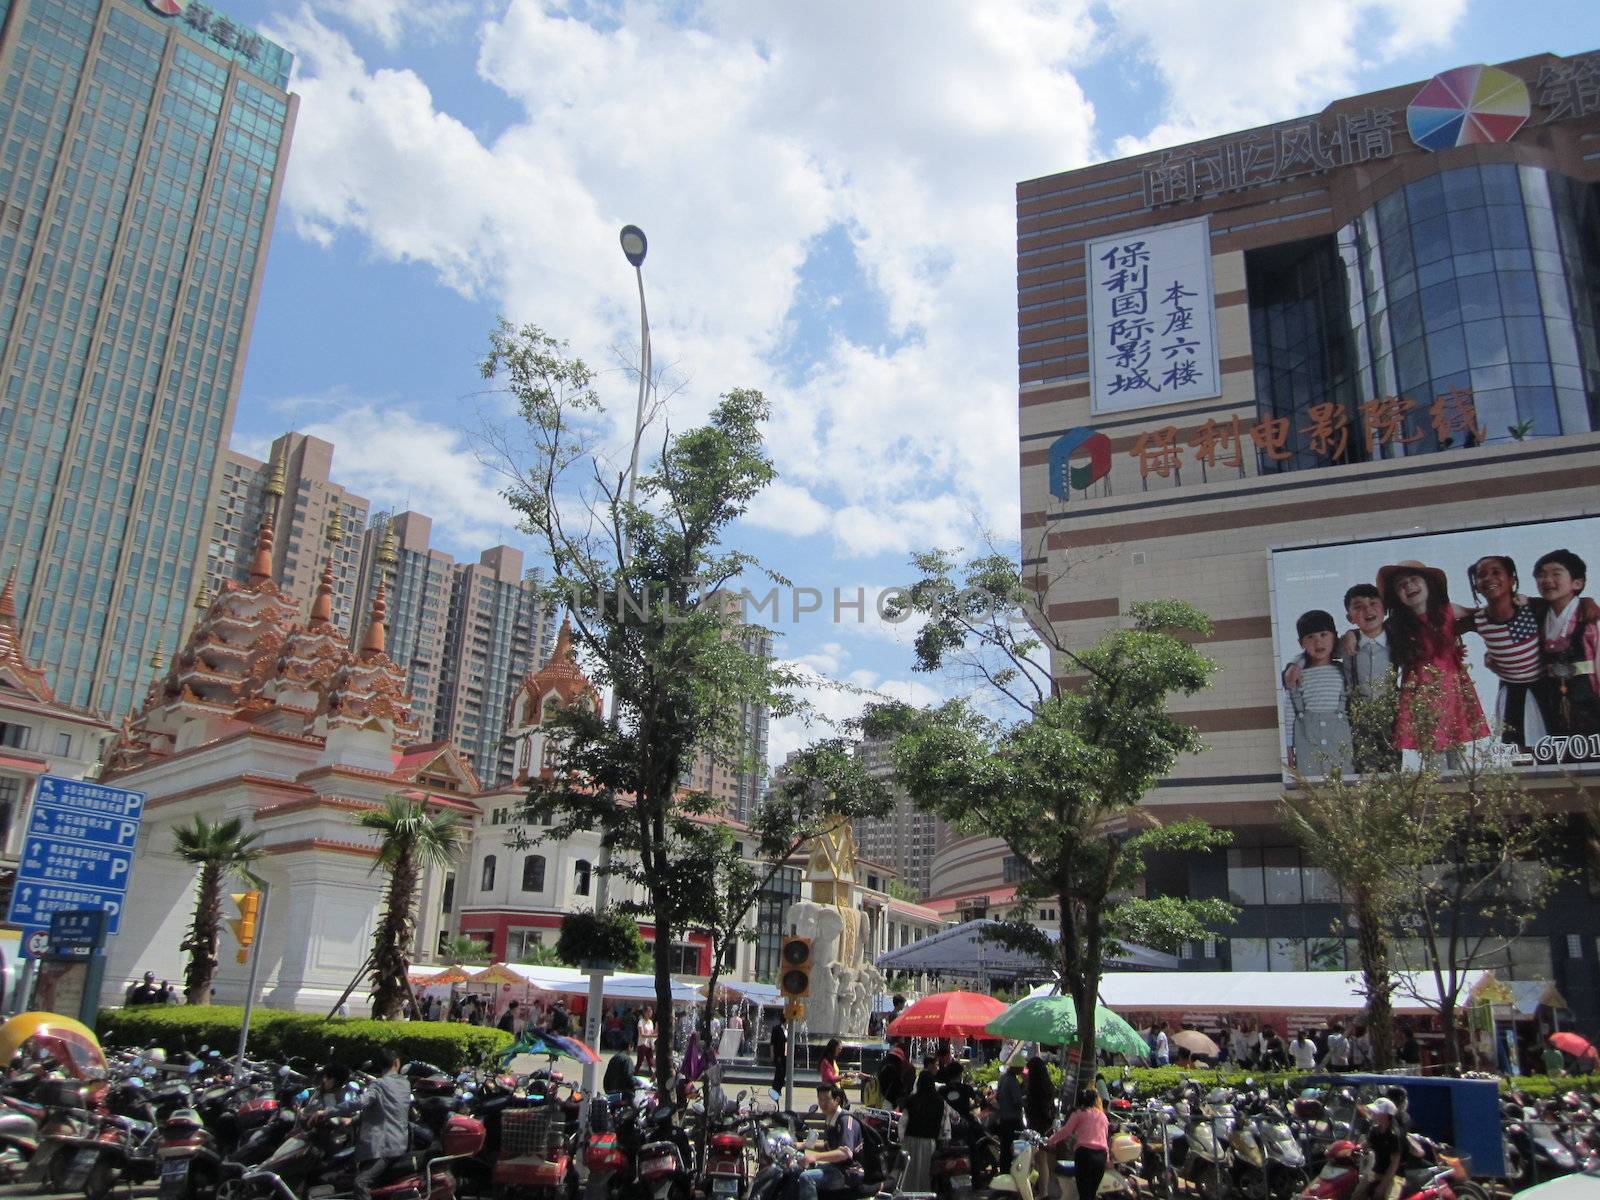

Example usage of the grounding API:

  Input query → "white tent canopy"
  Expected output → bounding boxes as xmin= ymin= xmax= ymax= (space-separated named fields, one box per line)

xmin=468 ymin=962 xmax=704 ymax=1004
xmin=876 ymin=919 xmax=1180 ymax=978
xmin=1027 ymin=969 xmax=1498 ymax=1017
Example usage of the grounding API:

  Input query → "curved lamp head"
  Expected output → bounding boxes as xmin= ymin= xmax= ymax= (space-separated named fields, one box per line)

xmin=619 ymin=225 xmax=648 ymax=268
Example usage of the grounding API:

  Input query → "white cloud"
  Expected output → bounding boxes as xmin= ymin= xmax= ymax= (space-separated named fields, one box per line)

xmin=765 ymin=658 xmax=947 ymax=773
xmin=264 ymin=2 xmax=1101 ymax=560
xmin=1107 ymin=0 xmax=1468 ymax=155
xmin=294 ymin=403 xmax=525 ymax=549
xmin=314 ymin=0 xmax=479 ymax=50
xmin=743 ymin=480 xmax=832 ymax=538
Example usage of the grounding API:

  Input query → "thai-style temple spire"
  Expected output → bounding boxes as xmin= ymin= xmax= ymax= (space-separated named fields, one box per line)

xmin=310 ymin=509 xmax=343 ymax=627
xmin=0 ymin=567 xmax=55 ymax=703
xmin=193 ymin=577 xmax=211 ymax=612
xmin=360 ymin=526 xmax=397 ymax=657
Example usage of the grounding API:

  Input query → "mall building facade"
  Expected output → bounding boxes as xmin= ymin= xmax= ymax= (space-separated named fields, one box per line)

xmin=972 ymin=51 xmax=1600 ymax=1022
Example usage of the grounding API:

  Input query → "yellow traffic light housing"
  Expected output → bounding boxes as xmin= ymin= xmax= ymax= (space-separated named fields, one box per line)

xmin=778 ymin=935 xmax=812 ymax=998
xmin=228 ymin=890 xmax=261 ymax=962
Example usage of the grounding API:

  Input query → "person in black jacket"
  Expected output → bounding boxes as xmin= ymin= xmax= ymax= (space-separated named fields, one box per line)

xmin=900 ymin=1070 xmax=951 ymax=1191
xmin=770 ymin=1019 xmax=789 ymax=1093
xmin=1024 ymin=1054 xmax=1056 ymax=1134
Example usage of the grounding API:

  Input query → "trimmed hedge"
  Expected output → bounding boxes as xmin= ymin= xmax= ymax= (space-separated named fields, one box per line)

xmin=966 ymin=1062 xmax=1600 ymax=1097
xmin=97 ymin=1005 xmax=513 ymax=1073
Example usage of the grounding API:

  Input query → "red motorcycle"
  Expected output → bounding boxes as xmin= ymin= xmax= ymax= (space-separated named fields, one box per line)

xmin=1297 ymin=1141 xmax=1358 ymax=1200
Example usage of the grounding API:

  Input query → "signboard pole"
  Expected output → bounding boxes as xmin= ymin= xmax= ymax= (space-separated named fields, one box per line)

xmin=11 ymin=958 xmax=35 ymax=1015
xmin=783 ymin=1014 xmax=795 ymax=1114
xmin=234 ymin=881 xmax=269 ymax=1073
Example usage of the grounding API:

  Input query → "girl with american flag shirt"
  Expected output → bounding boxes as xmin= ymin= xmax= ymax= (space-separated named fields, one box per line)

xmin=1466 ymin=555 xmax=1600 ymax=751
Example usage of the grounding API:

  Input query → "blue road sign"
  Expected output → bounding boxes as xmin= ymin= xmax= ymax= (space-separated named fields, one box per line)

xmin=19 ymin=839 xmax=135 ymax=890
xmin=10 ymin=774 xmax=145 ymax=952
xmin=10 ymin=881 xmax=125 ymax=933
xmin=26 ymin=804 xmax=140 ymax=849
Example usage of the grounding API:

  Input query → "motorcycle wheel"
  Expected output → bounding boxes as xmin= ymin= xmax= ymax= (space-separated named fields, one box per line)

xmin=187 ymin=1161 xmax=220 ymax=1200
xmin=41 ymin=1153 xmax=71 ymax=1196
xmin=1452 ymin=1183 xmax=1489 ymax=1200
xmin=83 ymin=1160 xmax=119 ymax=1200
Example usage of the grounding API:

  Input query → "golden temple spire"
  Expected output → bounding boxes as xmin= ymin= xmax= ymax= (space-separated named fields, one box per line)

xmin=265 ymin=449 xmax=287 ymax=498
xmin=193 ymin=577 xmax=211 ymax=611
xmin=0 ymin=569 xmax=15 ymax=625
xmin=360 ymin=526 xmax=398 ymax=656
xmin=310 ymin=511 xmax=343 ymax=626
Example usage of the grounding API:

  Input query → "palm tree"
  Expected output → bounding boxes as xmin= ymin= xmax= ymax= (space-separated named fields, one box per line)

xmin=357 ymin=794 xmax=464 ymax=1019
xmin=443 ymin=934 xmax=492 ymax=964
xmin=173 ymin=815 xmax=264 ymax=1005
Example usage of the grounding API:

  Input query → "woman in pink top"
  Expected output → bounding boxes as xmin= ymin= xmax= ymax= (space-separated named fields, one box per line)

xmin=1045 ymin=1087 xmax=1109 ymax=1199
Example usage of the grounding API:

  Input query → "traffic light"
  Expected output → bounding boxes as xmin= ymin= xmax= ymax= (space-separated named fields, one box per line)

xmin=229 ymin=891 xmax=261 ymax=962
xmin=778 ymin=935 xmax=812 ymax=998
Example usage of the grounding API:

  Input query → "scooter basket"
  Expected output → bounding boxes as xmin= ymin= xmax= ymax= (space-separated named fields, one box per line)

xmin=503 ymin=1106 xmax=567 ymax=1156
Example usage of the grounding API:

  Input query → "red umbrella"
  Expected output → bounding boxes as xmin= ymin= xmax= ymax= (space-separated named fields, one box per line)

xmin=1548 ymin=1032 xmax=1596 ymax=1059
xmin=887 ymin=991 xmax=1008 ymax=1040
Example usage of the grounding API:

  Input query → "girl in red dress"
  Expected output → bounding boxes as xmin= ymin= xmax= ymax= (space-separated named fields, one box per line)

xmin=1377 ymin=559 xmax=1489 ymax=755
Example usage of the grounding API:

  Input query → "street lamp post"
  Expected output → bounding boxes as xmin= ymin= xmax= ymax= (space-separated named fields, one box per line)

xmin=580 ymin=225 xmax=652 ymax=1130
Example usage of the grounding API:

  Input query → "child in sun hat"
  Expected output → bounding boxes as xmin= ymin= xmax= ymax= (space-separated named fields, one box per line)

xmin=1377 ymin=559 xmax=1488 ymax=755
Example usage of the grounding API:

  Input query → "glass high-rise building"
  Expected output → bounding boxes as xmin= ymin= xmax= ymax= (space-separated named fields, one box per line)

xmin=0 ymin=0 xmax=294 ymax=715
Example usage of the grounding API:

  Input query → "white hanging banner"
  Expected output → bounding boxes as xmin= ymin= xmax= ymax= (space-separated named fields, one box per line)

xmin=1087 ymin=215 xmax=1222 ymax=415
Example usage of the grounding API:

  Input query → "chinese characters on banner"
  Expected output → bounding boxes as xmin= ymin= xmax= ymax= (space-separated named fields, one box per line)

xmin=1535 ymin=53 xmax=1600 ymax=122
xmin=1125 ymin=388 xmax=1485 ymax=484
xmin=1087 ymin=217 xmax=1222 ymax=416
xmin=1141 ymin=108 xmax=1396 ymax=206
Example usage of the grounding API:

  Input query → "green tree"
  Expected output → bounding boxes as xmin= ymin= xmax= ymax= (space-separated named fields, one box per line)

xmin=355 ymin=795 xmax=465 ymax=1020
xmin=1397 ymin=747 xmax=1567 ymax=1069
xmin=481 ymin=323 xmax=798 ymax=1085
xmin=886 ymin=879 xmax=920 ymax=903
xmin=443 ymin=935 xmax=492 ymax=964
xmin=866 ymin=549 xmax=1232 ymax=1092
xmin=172 ymin=815 xmax=263 ymax=1006
xmin=1280 ymin=761 xmax=1434 ymax=1069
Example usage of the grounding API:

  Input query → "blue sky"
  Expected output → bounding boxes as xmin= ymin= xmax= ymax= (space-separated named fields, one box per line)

xmin=212 ymin=0 xmax=1596 ymax=765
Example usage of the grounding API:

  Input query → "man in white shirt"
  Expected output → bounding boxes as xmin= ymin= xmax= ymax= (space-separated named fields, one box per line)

xmin=1154 ymin=1026 xmax=1170 ymax=1066
xmin=1325 ymin=1024 xmax=1351 ymax=1069
xmin=1290 ymin=1032 xmax=1318 ymax=1071
xmin=1229 ymin=1024 xmax=1253 ymax=1066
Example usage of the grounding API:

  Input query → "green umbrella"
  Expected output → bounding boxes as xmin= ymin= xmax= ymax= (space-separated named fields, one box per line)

xmin=985 ymin=994 xmax=1149 ymax=1058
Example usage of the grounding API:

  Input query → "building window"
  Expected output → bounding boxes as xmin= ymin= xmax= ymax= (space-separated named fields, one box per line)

xmin=0 ymin=777 xmax=18 ymax=846
xmin=755 ymin=866 xmax=802 ymax=980
xmin=1001 ymin=855 xmax=1026 ymax=883
xmin=506 ymin=929 xmax=544 ymax=961
xmin=573 ymin=859 xmax=591 ymax=897
xmin=1228 ymin=847 xmax=1342 ymax=906
xmin=441 ymin=872 xmax=455 ymax=914
xmin=54 ymin=732 xmax=72 ymax=757
xmin=0 ymin=724 xmax=31 ymax=750
xmin=522 ymin=855 xmax=546 ymax=892
xmin=480 ymin=855 xmax=496 ymax=892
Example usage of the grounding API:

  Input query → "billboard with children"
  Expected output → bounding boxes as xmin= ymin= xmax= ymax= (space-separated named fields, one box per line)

xmin=1269 ymin=517 xmax=1600 ymax=780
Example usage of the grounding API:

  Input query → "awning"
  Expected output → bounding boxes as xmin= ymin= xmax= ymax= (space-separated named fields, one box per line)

xmin=466 ymin=962 xmax=704 ymax=1004
xmin=875 ymin=918 xmax=1179 ymax=978
xmin=718 ymin=980 xmax=782 ymax=1007
xmin=1026 ymin=969 xmax=1498 ymax=1016
xmin=1497 ymin=979 xmax=1565 ymax=1017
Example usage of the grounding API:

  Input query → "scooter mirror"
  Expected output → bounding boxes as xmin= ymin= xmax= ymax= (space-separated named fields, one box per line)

xmin=768 ymin=1087 xmax=781 ymax=1105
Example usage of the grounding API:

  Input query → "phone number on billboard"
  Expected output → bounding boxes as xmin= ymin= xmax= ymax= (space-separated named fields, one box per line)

xmin=1530 ymin=735 xmax=1600 ymax=764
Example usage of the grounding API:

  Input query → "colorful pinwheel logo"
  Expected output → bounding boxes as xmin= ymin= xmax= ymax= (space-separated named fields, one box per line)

xmin=1048 ymin=427 xmax=1112 ymax=501
xmin=1407 ymin=65 xmax=1530 ymax=152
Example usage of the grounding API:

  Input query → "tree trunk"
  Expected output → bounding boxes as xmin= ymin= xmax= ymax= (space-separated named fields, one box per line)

xmin=654 ymin=904 xmax=676 ymax=1092
xmin=1440 ymin=998 xmax=1461 ymax=1071
xmin=1354 ymin=893 xmax=1395 ymax=1069
xmin=1075 ymin=900 xmax=1102 ymax=1095
xmin=371 ymin=849 xmax=418 ymax=1020
xmin=182 ymin=864 xmax=222 ymax=1005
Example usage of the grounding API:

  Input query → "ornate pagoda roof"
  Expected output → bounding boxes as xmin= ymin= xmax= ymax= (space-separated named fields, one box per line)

xmin=515 ymin=615 xmax=601 ymax=714
xmin=0 ymin=571 xmax=54 ymax=705
xmin=319 ymin=538 xmax=419 ymax=746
